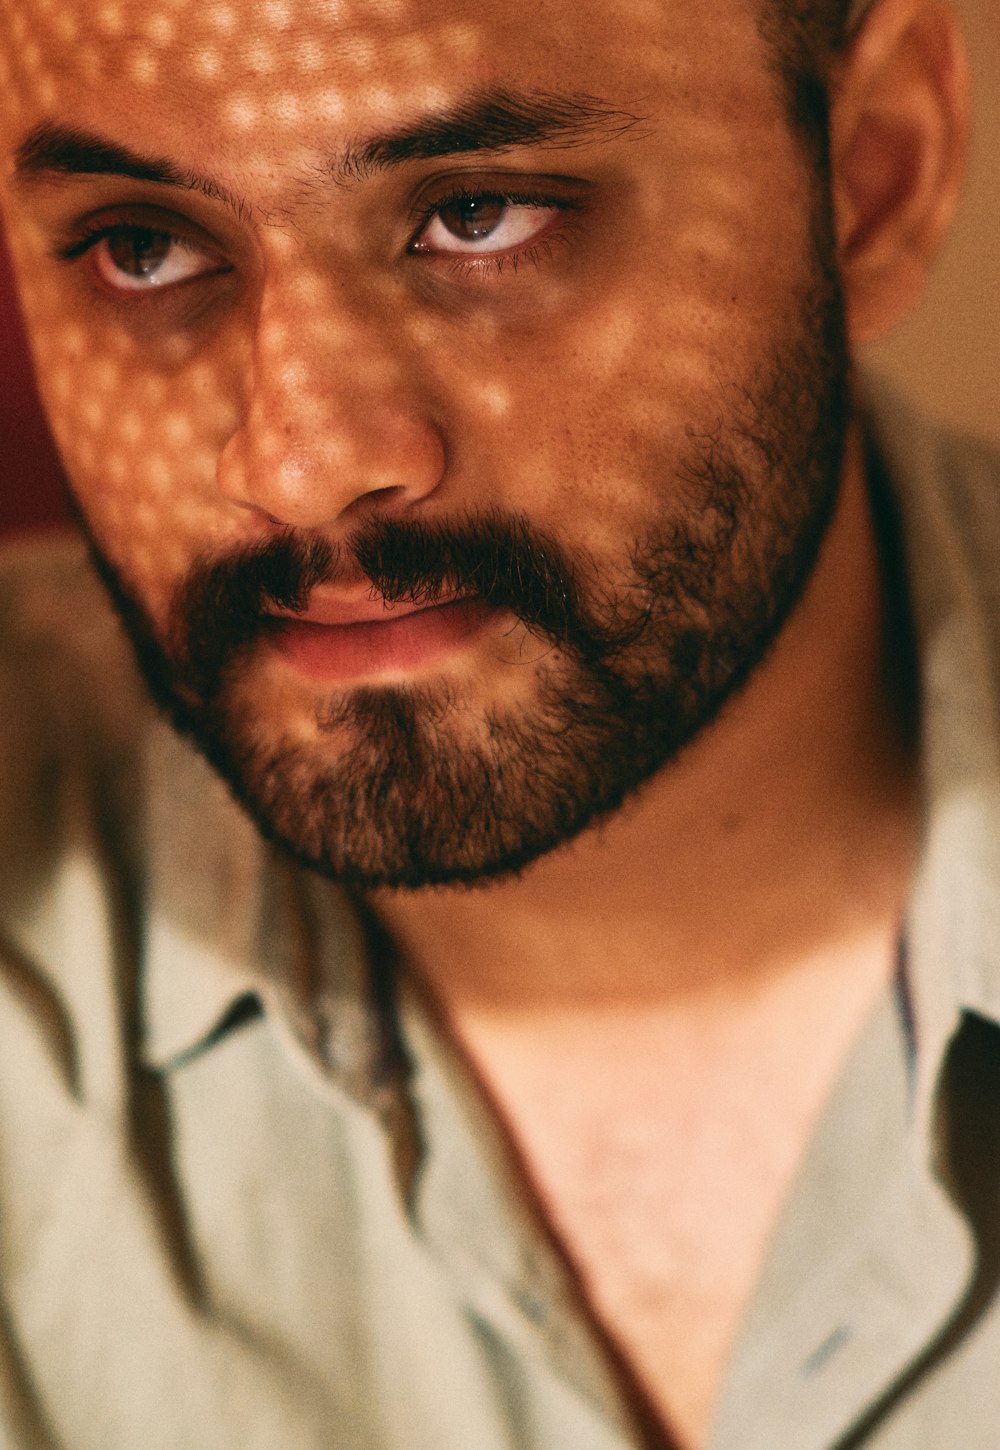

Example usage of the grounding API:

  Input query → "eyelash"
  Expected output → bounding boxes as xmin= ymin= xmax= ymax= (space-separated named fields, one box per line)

xmin=53 ymin=183 xmax=579 ymax=299
xmin=58 ymin=224 xmax=162 ymax=264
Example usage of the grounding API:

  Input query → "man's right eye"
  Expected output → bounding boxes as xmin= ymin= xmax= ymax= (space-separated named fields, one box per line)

xmin=60 ymin=224 xmax=230 ymax=294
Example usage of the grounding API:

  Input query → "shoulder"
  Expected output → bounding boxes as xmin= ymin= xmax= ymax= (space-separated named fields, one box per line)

xmin=861 ymin=382 xmax=1000 ymax=623
xmin=0 ymin=528 xmax=149 ymax=754
xmin=0 ymin=530 xmax=152 ymax=948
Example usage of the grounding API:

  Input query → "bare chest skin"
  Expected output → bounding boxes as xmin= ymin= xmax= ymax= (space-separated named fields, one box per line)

xmin=452 ymin=930 xmax=899 ymax=1450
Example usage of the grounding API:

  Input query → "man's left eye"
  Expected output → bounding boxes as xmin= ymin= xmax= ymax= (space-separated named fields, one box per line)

xmin=412 ymin=195 xmax=561 ymax=255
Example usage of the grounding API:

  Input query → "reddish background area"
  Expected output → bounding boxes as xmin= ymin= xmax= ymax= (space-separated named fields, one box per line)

xmin=0 ymin=231 xmax=69 ymax=538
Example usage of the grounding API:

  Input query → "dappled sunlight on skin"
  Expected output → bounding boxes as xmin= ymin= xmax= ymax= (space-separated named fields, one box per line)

xmin=0 ymin=0 xmax=838 ymax=874
xmin=0 ymin=0 xmax=811 ymax=578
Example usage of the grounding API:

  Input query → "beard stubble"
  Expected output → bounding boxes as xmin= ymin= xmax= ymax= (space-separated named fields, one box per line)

xmin=77 ymin=223 xmax=851 ymax=891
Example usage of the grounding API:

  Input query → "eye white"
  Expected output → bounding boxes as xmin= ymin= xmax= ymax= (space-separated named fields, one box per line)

xmin=418 ymin=200 xmax=560 ymax=255
xmin=95 ymin=230 xmax=222 ymax=291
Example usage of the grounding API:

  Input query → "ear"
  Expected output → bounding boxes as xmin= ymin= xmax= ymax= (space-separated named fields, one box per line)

xmin=829 ymin=0 xmax=970 ymax=346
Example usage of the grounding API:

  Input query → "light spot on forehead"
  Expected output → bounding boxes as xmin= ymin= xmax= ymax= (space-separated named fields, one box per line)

xmin=245 ymin=38 xmax=278 ymax=73
xmin=193 ymin=46 xmax=222 ymax=78
xmin=262 ymin=0 xmax=293 ymax=28
xmin=409 ymin=83 xmax=450 ymax=114
xmin=274 ymin=92 xmax=305 ymax=124
xmin=364 ymin=86 xmax=403 ymax=122
xmin=368 ymin=0 xmax=413 ymax=20
xmin=143 ymin=11 xmax=175 ymax=44
xmin=96 ymin=3 xmax=124 ymax=35
xmin=206 ymin=3 xmax=236 ymax=31
xmin=225 ymin=96 xmax=260 ymax=130
xmin=338 ymin=35 xmax=375 ymax=69
xmin=0 ymin=0 xmax=589 ymax=167
xmin=316 ymin=88 xmax=347 ymax=121
xmin=129 ymin=48 xmax=160 ymax=86
xmin=438 ymin=23 xmax=479 ymax=56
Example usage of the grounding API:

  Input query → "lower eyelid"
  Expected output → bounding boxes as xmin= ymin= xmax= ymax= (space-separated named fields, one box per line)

xmin=442 ymin=229 xmax=573 ymax=281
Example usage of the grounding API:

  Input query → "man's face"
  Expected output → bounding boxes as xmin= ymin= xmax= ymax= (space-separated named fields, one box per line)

xmin=0 ymin=0 xmax=848 ymax=888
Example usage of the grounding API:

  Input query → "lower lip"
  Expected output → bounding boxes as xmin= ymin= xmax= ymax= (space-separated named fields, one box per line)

xmin=271 ymin=597 xmax=498 ymax=682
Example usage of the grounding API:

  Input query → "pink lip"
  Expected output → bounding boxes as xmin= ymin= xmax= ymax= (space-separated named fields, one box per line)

xmin=270 ymin=595 xmax=497 ymax=681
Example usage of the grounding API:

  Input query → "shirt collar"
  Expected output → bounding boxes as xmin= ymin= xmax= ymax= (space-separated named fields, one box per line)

xmin=862 ymin=383 xmax=1000 ymax=1119
xmin=139 ymin=717 xmax=393 ymax=1109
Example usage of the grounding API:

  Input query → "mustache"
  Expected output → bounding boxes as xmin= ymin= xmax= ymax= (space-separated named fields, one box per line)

xmin=169 ymin=510 xmax=642 ymax=701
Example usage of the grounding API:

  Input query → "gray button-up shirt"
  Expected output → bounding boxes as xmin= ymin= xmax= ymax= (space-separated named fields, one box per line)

xmin=1 ymin=388 xmax=999 ymax=1449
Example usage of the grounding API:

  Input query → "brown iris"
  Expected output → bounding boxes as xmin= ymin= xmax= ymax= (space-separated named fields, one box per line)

xmin=436 ymin=196 xmax=506 ymax=242
xmin=106 ymin=228 xmax=173 ymax=278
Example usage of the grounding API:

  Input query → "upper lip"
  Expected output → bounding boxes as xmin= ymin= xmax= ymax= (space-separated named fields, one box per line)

xmin=270 ymin=588 xmax=464 ymax=628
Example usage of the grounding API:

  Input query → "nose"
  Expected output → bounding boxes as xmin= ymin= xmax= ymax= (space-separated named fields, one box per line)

xmin=216 ymin=279 xmax=446 ymax=529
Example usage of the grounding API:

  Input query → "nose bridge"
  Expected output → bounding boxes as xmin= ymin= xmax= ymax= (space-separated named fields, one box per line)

xmin=218 ymin=263 xmax=445 ymax=527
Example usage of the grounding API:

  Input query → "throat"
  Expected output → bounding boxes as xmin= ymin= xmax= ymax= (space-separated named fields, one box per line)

xmin=429 ymin=923 xmax=901 ymax=1449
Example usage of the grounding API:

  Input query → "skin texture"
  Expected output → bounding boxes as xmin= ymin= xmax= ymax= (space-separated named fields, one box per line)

xmin=0 ymin=0 xmax=969 ymax=1445
xmin=2 ymin=0 xmax=851 ymax=893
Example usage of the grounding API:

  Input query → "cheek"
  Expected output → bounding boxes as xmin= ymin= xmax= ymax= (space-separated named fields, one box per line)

xmin=418 ymin=129 xmax=815 ymax=554
xmin=436 ymin=265 xmax=801 ymax=560
xmin=6 ymin=221 xmax=248 ymax=621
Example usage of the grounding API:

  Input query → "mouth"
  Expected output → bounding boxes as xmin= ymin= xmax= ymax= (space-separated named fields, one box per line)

xmin=268 ymin=591 xmax=499 ymax=682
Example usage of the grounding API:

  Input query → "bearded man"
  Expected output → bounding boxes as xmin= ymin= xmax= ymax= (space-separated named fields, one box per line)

xmin=0 ymin=0 xmax=986 ymax=1445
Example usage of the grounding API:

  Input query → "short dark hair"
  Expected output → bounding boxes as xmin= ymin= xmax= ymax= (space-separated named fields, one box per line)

xmin=771 ymin=0 xmax=855 ymax=61
xmin=759 ymin=0 xmax=855 ymax=161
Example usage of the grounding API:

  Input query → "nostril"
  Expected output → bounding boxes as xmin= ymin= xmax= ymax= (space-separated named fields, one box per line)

xmin=337 ymin=483 xmax=414 ymax=522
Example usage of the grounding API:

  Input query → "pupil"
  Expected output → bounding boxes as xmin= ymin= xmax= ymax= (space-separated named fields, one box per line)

xmin=442 ymin=196 xmax=505 ymax=241
xmin=107 ymin=229 xmax=172 ymax=278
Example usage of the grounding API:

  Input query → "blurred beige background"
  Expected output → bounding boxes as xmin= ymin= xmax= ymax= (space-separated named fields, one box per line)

xmin=867 ymin=0 xmax=1000 ymax=442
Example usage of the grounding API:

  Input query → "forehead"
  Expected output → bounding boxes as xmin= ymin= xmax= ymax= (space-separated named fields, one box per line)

xmin=0 ymin=0 xmax=776 ymax=171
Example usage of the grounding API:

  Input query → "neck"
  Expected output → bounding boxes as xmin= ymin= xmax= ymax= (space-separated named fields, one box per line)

xmin=369 ymin=424 xmax=919 ymax=1020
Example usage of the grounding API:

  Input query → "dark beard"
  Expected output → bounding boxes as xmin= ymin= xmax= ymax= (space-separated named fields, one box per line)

xmin=77 ymin=240 xmax=850 ymax=891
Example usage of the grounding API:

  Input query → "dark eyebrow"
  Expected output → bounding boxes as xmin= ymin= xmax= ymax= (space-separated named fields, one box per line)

xmin=13 ymin=123 xmax=250 ymax=218
xmin=12 ymin=90 xmax=647 ymax=212
xmin=335 ymin=89 xmax=648 ymax=182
